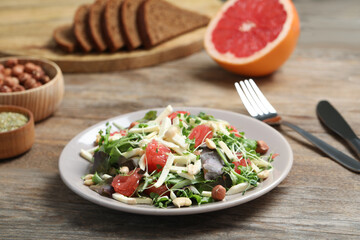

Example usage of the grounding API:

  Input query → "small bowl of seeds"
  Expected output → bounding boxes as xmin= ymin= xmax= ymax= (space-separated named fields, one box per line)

xmin=0 ymin=105 xmax=35 ymax=159
xmin=0 ymin=56 xmax=64 ymax=122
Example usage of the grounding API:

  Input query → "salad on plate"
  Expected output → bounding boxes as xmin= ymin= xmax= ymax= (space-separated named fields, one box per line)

xmin=79 ymin=105 xmax=277 ymax=208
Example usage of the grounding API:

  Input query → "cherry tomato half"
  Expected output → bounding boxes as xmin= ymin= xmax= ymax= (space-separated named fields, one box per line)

xmin=188 ymin=124 xmax=213 ymax=147
xmin=229 ymin=125 xmax=242 ymax=137
xmin=168 ymin=111 xmax=190 ymax=121
xmin=111 ymin=168 xmax=143 ymax=197
xmin=233 ymin=159 xmax=251 ymax=174
xmin=145 ymin=139 xmax=171 ymax=173
xmin=110 ymin=130 xmax=127 ymax=136
xmin=129 ymin=121 xmax=139 ymax=129
xmin=144 ymin=184 xmax=170 ymax=197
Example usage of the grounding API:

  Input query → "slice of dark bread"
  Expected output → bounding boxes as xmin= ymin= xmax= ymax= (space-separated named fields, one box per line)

xmin=53 ymin=24 xmax=77 ymax=53
xmin=104 ymin=0 xmax=125 ymax=52
xmin=137 ymin=0 xmax=210 ymax=49
xmin=74 ymin=4 xmax=94 ymax=52
xmin=120 ymin=0 xmax=144 ymax=50
xmin=89 ymin=0 xmax=108 ymax=52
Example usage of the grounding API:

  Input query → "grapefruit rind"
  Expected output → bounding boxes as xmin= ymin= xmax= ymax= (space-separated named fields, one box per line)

xmin=204 ymin=0 xmax=300 ymax=76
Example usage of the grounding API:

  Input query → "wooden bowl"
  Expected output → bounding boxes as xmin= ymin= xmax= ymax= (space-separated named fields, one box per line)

xmin=0 ymin=56 xmax=64 ymax=122
xmin=0 ymin=105 xmax=35 ymax=159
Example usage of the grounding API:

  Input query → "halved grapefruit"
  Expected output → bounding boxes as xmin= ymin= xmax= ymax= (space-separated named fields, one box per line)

xmin=204 ymin=0 xmax=300 ymax=76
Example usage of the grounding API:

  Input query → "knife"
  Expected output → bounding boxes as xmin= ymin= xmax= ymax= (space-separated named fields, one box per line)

xmin=317 ymin=100 xmax=360 ymax=159
xmin=282 ymin=121 xmax=360 ymax=173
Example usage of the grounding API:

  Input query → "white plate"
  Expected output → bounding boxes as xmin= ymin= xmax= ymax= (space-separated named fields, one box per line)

xmin=59 ymin=107 xmax=293 ymax=215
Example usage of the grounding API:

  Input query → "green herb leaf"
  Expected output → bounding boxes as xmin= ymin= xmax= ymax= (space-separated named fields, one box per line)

xmin=137 ymin=110 xmax=157 ymax=123
xmin=92 ymin=172 xmax=103 ymax=184
xmin=198 ymin=112 xmax=215 ymax=121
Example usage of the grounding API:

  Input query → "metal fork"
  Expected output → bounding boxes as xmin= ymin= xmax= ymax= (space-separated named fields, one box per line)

xmin=235 ymin=79 xmax=360 ymax=173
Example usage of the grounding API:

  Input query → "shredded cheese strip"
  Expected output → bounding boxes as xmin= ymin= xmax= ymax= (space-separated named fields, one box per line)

xmin=201 ymin=191 xmax=212 ymax=197
xmin=112 ymin=193 xmax=136 ymax=205
xmin=80 ymin=149 xmax=93 ymax=162
xmin=156 ymin=138 xmax=184 ymax=155
xmin=112 ymin=193 xmax=153 ymax=205
xmin=170 ymin=190 xmax=177 ymax=200
xmin=226 ymin=183 xmax=249 ymax=195
xmin=135 ymin=197 xmax=153 ymax=205
xmin=172 ymin=117 xmax=180 ymax=126
xmin=122 ymin=148 xmax=144 ymax=159
xmin=86 ymin=146 xmax=99 ymax=153
xmin=250 ymin=161 xmax=260 ymax=173
xmin=145 ymin=131 xmax=157 ymax=139
xmin=139 ymin=154 xmax=146 ymax=171
xmin=171 ymin=134 xmax=188 ymax=149
xmin=129 ymin=125 xmax=160 ymax=133
xmin=252 ymin=159 xmax=271 ymax=167
xmin=154 ymin=105 xmax=173 ymax=124
xmin=173 ymin=155 xmax=192 ymax=165
xmin=170 ymin=166 xmax=187 ymax=173
xmin=154 ymin=153 xmax=174 ymax=188
xmin=177 ymin=171 xmax=195 ymax=180
xmin=158 ymin=117 xmax=171 ymax=138
xmin=189 ymin=186 xmax=200 ymax=195
xmin=219 ymin=141 xmax=236 ymax=160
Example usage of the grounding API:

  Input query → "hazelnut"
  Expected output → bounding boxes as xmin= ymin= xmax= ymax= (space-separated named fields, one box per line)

xmin=0 ymin=85 xmax=12 ymax=93
xmin=32 ymin=70 xmax=43 ymax=80
xmin=255 ymin=140 xmax=269 ymax=155
xmin=24 ymin=78 xmax=37 ymax=89
xmin=4 ymin=68 xmax=12 ymax=76
xmin=34 ymin=65 xmax=44 ymax=74
xmin=12 ymin=85 xmax=25 ymax=92
xmin=18 ymin=72 xmax=31 ymax=84
xmin=4 ymin=76 xmax=19 ymax=88
xmin=211 ymin=185 xmax=226 ymax=201
xmin=34 ymin=82 xmax=43 ymax=88
xmin=0 ymin=60 xmax=50 ymax=92
xmin=4 ymin=58 xmax=18 ymax=68
xmin=12 ymin=64 xmax=25 ymax=77
xmin=39 ymin=75 xmax=50 ymax=84
xmin=24 ymin=62 xmax=37 ymax=74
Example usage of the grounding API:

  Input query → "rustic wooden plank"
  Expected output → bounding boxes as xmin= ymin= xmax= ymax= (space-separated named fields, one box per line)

xmin=0 ymin=0 xmax=222 ymax=73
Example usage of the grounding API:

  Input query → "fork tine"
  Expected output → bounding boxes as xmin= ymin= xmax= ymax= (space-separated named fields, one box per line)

xmin=249 ymin=79 xmax=277 ymax=113
xmin=234 ymin=82 xmax=258 ymax=117
xmin=244 ymin=79 xmax=269 ymax=114
xmin=239 ymin=81 xmax=264 ymax=115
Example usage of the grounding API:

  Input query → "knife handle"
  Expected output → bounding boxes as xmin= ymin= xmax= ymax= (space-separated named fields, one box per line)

xmin=282 ymin=121 xmax=360 ymax=173
xmin=346 ymin=138 xmax=360 ymax=159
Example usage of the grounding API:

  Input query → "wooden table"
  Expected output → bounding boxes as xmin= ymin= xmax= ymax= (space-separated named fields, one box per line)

xmin=1 ymin=0 xmax=359 ymax=239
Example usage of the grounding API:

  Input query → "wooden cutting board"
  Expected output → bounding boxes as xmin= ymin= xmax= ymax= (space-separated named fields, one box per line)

xmin=0 ymin=0 xmax=222 ymax=73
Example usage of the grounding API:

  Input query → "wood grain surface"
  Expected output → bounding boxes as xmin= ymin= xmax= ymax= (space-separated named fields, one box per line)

xmin=1 ymin=0 xmax=360 ymax=239
xmin=0 ymin=0 xmax=222 ymax=73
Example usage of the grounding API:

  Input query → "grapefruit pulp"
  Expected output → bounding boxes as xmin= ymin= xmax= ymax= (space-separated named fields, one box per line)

xmin=204 ymin=0 xmax=300 ymax=76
